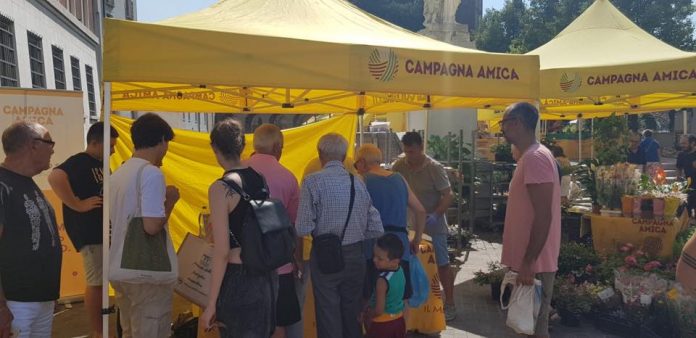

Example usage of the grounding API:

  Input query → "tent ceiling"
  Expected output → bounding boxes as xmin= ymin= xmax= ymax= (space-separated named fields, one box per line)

xmin=103 ymin=0 xmax=539 ymax=114
xmin=527 ymin=0 xmax=696 ymax=115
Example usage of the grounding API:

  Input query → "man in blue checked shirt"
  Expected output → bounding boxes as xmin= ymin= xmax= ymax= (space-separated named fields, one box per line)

xmin=296 ymin=133 xmax=383 ymax=338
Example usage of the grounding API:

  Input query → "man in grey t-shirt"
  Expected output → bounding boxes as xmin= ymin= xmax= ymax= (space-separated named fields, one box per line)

xmin=392 ymin=131 xmax=456 ymax=321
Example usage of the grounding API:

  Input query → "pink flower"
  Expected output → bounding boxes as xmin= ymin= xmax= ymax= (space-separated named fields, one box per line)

xmin=585 ymin=264 xmax=594 ymax=273
xmin=620 ymin=245 xmax=631 ymax=253
xmin=635 ymin=250 xmax=645 ymax=257
xmin=625 ymin=256 xmax=638 ymax=266
xmin=626 ymin=243 xmax=635 ymax=249
xmin=643 ymin=260 xmax=662 ymax=272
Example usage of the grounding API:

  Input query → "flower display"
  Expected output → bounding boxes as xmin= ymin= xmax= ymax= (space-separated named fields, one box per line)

xmin=595 ymin=163 xmax=640 ymax=209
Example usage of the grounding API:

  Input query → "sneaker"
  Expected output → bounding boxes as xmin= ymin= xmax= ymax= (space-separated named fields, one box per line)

xmin=444 ymin=303 xmax=457 ymax=321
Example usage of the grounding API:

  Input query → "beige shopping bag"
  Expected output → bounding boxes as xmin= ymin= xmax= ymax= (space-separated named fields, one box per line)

xmin=174 ymin=233 xmax=214 ymax=307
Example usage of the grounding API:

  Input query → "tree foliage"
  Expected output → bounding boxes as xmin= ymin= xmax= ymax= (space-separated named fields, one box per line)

xmin=349 ymin=0 xmax=425 ymax=32
xmin=475 ymin=0 xmax=696 ymax=53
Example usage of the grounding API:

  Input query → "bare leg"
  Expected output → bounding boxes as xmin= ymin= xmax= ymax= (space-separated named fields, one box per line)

xmin=84 ymin=285 xmax=103 ymax=337
xmin=438 ymin=265 xmax=455 ymax=306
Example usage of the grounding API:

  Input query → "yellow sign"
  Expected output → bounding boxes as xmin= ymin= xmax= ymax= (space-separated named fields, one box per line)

xmin=591 ymin=215 xmax=682 ymax=258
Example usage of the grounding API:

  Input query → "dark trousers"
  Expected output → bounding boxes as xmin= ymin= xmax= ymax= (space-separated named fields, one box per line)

xmin=310 ymin=241 xmax=365 ymax=338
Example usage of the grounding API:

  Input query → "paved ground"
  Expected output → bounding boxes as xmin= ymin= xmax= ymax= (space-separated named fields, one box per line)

xmin=52 ymin=234 xmax=619 ymax=337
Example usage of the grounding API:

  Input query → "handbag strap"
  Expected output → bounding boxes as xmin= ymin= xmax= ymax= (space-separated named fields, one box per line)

xmin=134 ymin=162 xmax=150 ymax=217
xmin=220 ymin=169 xmax=269 ymax=202
xmin=339 ymin=174 xmax=356 ymax=242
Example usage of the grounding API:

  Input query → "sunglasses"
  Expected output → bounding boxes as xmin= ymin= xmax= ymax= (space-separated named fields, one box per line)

xmin=34 ymin=138 xmax=56 ymax=147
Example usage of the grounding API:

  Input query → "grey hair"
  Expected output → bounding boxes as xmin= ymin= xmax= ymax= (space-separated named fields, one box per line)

xmin=2 ymin=121 xmax=45 ymax=154
xmin=317 ymin=133 xmax=348 ymax=162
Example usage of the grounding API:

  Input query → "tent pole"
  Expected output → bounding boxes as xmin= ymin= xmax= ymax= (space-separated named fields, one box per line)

xmin=578 ymin=117 xmax=583 ymax=163
xmin=591 ymin=118 xmax=594 ymax=159
xmin=102 ymin=82 xmax=112 ymax=338
xmin=424 ymin=109 xmax=430 ymax=150
xmin=684 ymin=109 xmax=688 ymax=135
xmin=359 ymin=113 xmax=364 ymax=146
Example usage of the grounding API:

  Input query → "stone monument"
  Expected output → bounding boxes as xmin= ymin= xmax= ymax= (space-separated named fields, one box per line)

xmin=419 ymin=0 xmax=475 ymax=48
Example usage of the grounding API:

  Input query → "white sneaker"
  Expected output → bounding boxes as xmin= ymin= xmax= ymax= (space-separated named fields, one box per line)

xmin=444 ymin=303 xmax=457 ymax=321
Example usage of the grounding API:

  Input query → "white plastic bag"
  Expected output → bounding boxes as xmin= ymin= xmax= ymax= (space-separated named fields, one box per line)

xmin=499 ymin=271 xmax=542 ymax=335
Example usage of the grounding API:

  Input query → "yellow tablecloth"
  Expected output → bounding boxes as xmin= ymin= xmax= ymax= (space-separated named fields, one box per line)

xmin=590 ymin=215 xmax=684 ymax=258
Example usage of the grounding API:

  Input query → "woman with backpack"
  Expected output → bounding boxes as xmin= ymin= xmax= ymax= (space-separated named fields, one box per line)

xmin=199 ymin=118 xmax=275 ymax=337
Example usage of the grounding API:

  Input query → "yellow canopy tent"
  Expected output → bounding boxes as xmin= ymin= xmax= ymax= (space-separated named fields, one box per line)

xmin=527 ymin=0 xmax=696 ymax=119
xmin=103 ymin=0 xmax=539 ymax=114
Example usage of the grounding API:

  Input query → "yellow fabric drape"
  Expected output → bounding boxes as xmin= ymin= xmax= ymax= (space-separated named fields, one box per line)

xmin=109 ymin=114 xmax=357 ymax=248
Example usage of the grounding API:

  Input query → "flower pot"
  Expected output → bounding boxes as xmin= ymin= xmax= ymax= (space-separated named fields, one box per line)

xmin=621 ymin=196 xmax=634 ymax=217
xmin=559 ymin=308 xmax=582 ymax=327
xmin=632 ymin=197 xmax=642 ymax=218
xmin=652 ymin=198 xmax=664 ymax=220
xmin=640 ymin=198 xmax=653 ymax=219
xmin=664 ymin=196 xmax=680 ymax=219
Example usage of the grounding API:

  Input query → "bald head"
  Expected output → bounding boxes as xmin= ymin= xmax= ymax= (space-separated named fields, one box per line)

xmin=356 ymin=144 xmax=382 ymax=167
xmin=2 ymin=121 xmax=47 ymax=155
xmin=253 ymin=123 xmax=283 ymax=158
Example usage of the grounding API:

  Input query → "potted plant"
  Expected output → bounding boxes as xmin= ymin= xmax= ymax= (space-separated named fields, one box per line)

xmin=557 ymin=242 xmax=601 ymax=283
xmin=491 ymin=142 xmax=514 ymax=163
xmin=553 ymin=276 xmax=594 ymax=327
xmin=473 ymin=261 xmax=509 ymax=301
xmin=575 ymin=159 xmax=600 ymax=212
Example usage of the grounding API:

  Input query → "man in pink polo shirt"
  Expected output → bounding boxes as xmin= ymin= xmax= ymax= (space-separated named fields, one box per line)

xmin=245 ymin=124 xmax=301 ymax=338
xmin=500 ymin=102 xmax=561 ymax=338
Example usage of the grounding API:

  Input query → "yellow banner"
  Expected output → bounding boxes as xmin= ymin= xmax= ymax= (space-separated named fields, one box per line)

xmin=110 ymin=114 xmax=357 ymax=248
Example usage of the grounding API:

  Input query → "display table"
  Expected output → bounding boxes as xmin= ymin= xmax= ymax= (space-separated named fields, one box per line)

xmin=195 ymin=238 xmax=446 ymax=337
xmin=590 ymin=214 xmax=685 ymax=258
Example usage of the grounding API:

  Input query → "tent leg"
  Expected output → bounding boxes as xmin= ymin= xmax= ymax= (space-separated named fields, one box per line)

xmin=684 ymin=110 xmax=688 ymax=135
xmin=578 ymin=118 xmax=583 ymax=163
xmin=102 ymin=82 xmax=112 ymax=338
xmin=424 ymin=109 xmax=430 ymax=150
xmin=591 ymin=118 xmax=594 ymax=160
xmin=359 ymin=113 xmax=364 ymax=146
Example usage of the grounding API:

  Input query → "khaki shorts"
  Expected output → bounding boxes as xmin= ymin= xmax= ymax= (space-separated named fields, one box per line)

xmin=80 ymin=244 xmax=103 ymax=286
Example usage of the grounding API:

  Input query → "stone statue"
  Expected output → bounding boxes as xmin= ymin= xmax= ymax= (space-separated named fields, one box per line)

xmin=423 ymin=0 xmax=443 ymax=28
xmin=443 ymin=0 xmax=460 ymax=25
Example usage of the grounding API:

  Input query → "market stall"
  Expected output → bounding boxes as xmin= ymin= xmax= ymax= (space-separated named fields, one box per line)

xmin=101 ymin=1 xmax=542 ymax=336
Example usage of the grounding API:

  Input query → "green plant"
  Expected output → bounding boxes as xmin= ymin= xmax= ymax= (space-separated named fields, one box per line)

xmin=673 ymin=225 xmax=696 ymax=259
xmin=473 ymin=261 xmax=506 ymax=286
xmin=558 ymin=242 xmax=601 ymax=277
xmin=574 ymin=159 xmax=599 ymax=205
xmin=593 ymin=114 xmax=629 ymax=165
xmin=490 ymin=142 xmax=514 ymax=162
xmin=427 ymin=134 xmax=471 ymax=165
xmin=553 ymin=276 xmax=594 ymax=314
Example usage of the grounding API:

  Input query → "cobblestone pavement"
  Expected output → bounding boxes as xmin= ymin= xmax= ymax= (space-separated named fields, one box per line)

xmin=406 ymin=235 xmax=620 ymax=338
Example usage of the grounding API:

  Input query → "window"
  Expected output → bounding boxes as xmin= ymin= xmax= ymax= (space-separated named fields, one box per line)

xmin=27 ymin=31 xmax=45 ymax=88
xmin=0 ymin=15 xmax=19 ymax=87
xmin=85 ymin=64 xmax=96 ymax=120
xmin=52 ymin=46 xmax=65 ymax=89
xmin=70 ymin=56 xmax=81 ymax=90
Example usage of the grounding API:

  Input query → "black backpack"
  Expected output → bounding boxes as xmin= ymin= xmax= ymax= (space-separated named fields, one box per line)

xmin=221 ymin=172 xmax=296 ymax=274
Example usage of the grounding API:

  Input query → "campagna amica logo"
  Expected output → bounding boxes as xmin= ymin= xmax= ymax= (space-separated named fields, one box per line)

xmin=368 ymin=48 xmax=399 ymax=82
xmin=560 ymin=72 xmax=582 ymax=92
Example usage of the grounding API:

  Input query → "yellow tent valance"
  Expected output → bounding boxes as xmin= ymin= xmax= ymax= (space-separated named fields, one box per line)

xmin=109 ymin=113 xmax=357 ymax=248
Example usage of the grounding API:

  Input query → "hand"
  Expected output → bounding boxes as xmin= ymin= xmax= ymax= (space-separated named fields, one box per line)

xmin=410 ymin=235 xmax=422 ymax=254
xmin=199 ymin=306 xmax=217 ymax=333
xmin=425 ymin=213 xmax=440 ymax=227
xmin=0 ymin=303 xmax=13 ymax=338
xmin=515 ymin=262 xmax=535 ymax=286
xmin=76 ymin=196 xmax=102 ymax=212
xmin=165 ymin=186 xmax=180 ymax=204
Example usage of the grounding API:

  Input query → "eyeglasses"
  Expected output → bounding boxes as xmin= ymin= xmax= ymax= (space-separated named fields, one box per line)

xmin=498 ymin=117 xmax=518 ymax=127
xmin=34 ymin=138 xmax=56 ymax=147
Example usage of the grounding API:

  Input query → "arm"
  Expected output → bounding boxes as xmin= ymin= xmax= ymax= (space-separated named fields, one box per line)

xmin=142 ymin=185 xmax=178 ymax=235
xmin=0 ymin=223 xmax=12 ymax=337
xmin=372 ymin=278 xmax=388 ymax=317
xmin=517 ymin=182 xmax=554 ymax=285
xmin=200 ymin=181 xmax=237 ymax=329
xmin=365 ymin=205 xmax=385 ymax=239
xmin=48 ymin=169 xmax=102 ymax=212
xmin=295 ymin=182 xmax=317 ymax=237
xmin=433 ymin=187 xmax=454 ymax=216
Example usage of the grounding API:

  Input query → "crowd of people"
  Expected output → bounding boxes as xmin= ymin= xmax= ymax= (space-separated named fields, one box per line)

xmin=0 ymin=103 xmax=574 ymax=338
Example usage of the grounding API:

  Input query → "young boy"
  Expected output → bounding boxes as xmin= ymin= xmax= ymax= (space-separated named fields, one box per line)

xmin=364 ymin=233 xmax=407 ymax=338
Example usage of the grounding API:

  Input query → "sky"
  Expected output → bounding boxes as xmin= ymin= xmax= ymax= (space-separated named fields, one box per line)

xmin=137 ymin=0 xmax=508 ymax=23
